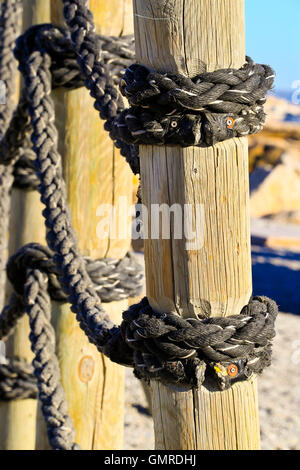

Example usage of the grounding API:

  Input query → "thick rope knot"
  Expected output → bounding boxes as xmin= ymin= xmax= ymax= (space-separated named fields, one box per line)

xmin=118 ymin=296 xmax=278 ymax=390
xmin=7 ymin=243 xmax=144 ymax=304
xmin=0 ymin=25 xmax=274 ymax=178
xmin=109 ymin=58 xmax=275 ymax=147
xmin=14 ymin=24 xmax=135 ymax=91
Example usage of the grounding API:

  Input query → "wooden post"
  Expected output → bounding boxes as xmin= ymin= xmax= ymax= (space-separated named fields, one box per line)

xmin=133 ymin=0 xmax=260 ymax=450
xmin=0 ymin=0 xmax=50 ymax=451
xmin=35 ymin=0 xmax=134 ymax=450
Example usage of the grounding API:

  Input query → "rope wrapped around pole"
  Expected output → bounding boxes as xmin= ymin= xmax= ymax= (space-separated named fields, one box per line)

xmin=0 ymin=1 xmax=278 ymax=393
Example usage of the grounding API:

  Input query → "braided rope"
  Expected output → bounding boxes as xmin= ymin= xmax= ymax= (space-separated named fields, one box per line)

xmin=0 ymin=24 xmax=139 ymax=174
xmin=8 ymin=243 xmax=144 ymax=304
xmin=0 ymin=19 xmax=142 ymax=402
xmin=0 ymin=271 xmax=80 ymax=450
xmin=0 ymin=2 xmax=80 ymax=447
xmin=110 ymin=59 xmax=274 ymax=147
xmin=61 ymin=0 xmax=274 ymax=158
xmin=0 ymin=21 xmax=275 ymax=176
xmin=0 ymin=0 xmax=23 ymax=309
xmin=25 ymin=269 xmax=80 ymax=449
xmin=121 ymin=297 xmax=278 ymax=390
xmin=13 ymin=148 xmax=39 ymax=190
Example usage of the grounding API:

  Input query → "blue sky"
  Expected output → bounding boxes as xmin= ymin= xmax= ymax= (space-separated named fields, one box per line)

xmin=246 ymin=0 xmax=300 ymax=91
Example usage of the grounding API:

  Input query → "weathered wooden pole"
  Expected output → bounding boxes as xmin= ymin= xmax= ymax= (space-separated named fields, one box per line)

xmin=133 ymin=0 xmax=260 ymax=449
xmin=35 ymin=0 xmax=134 ymax=450
xmin=0 ymin=0 xmax=50 ymax=450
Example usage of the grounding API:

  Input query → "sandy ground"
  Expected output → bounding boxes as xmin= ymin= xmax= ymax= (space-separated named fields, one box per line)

xmin=124 ymin=311 xmax=300 ymax=450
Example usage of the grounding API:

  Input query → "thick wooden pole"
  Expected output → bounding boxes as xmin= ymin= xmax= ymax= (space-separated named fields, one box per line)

xmin=35 ymin=0 xmax=134 ymax=450
xmin=133 ymin=0 xmax=260 ymax=449
xmin=0 ymin=1 xmax=50 ymax=450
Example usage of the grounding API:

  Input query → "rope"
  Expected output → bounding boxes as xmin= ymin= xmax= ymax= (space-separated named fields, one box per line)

xmin=121 ymin=297 xmax=278 ymax=390
xmin=0 ymin=0 xmax=22 ymax=309
xmin=0 ymin=23 xmax=275 ymax=175
xmin=0 ymin=359 xmax=37 ymax=400
xmin=0 ymin=292 xmax=279 ymax=402
xmin=0 ymin=0 xmax=278 ymax=451
xmin=61 ymin=0 xmax=274 ymax=160
xmin=25 ymin=268 xmax=79 ymax=450
xmin=0 ymin=24 xmax=139 ymax=174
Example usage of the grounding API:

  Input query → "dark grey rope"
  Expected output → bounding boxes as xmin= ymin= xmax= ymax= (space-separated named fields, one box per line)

xmin=120 ymin=296 xmax=278 ymax=390
xmin=0 ymin=23 xmax=139 ymax=174
xmin=0 ymin=22 xmax=275 ymax=178
xmin=61 ymin=0 xmax=274 ymax=163
xmin=110 ymin=58 xmax=274 ymax=147
xmin=0 ymin=0 xmax=28 ymax=419
xmin=0 ymin=20 xmax=143 ymax=426
xmin=0 ymin=260 xmax=279 ymax=396
xmin=0 ymin=359 xmax=37 ymax=400
xmin=13 ymin=148 xmax=39 ymax=190
xmin=8 ymin=243 xmax=144 ymax=304
xmin=0 ymin=0 xmax=80 ymax=449
xmin=0 ymin=10 xmax=143 ymax=450
xmin=1 ymin=275 xmax=80 ymax=450
xmin=24 ymin=268 xmax=80 ymax=450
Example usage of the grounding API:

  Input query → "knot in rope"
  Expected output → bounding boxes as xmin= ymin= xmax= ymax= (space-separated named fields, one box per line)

xmin=118 ymin=296 xmax=278 ymax=390
xmin=109 ymin=59 xmax=275 ymax=147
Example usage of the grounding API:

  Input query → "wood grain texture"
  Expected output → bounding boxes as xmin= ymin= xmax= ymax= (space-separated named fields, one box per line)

xmin=0 ymin=1 xmax=50 ymax=450
xmin=140 ymin=143 xmax=252 ymax=318
xmin=152 ymin=376 xmax=260 ymax=450
xmin=133 ymin=0 xmax=260 ymax=449
xmin=36 ymin=0 xmax=134 ymax=450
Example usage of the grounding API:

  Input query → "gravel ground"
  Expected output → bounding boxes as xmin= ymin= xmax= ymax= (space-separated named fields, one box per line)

xmin=124 ymin=312 xmax=300 ymax=450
